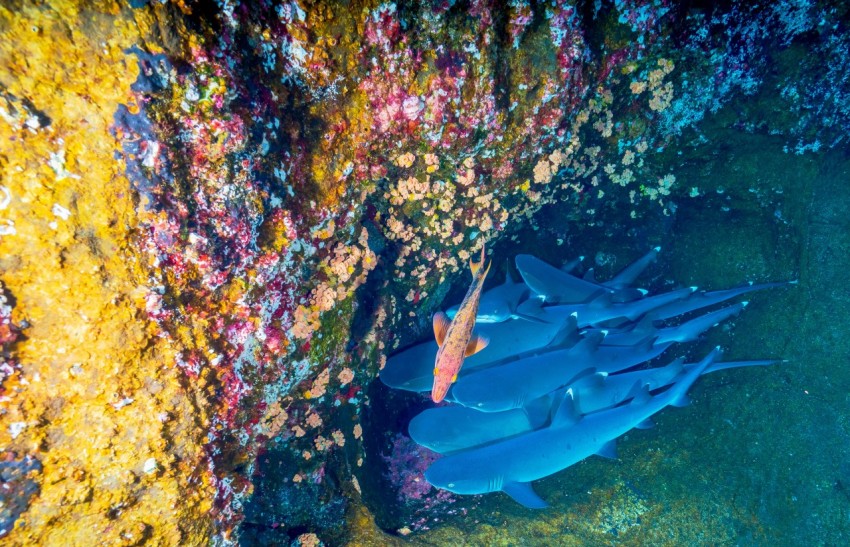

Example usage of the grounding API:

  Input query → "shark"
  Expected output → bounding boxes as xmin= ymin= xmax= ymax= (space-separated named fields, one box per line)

xmin=431 ymin=246 xmax=492 ymax=402
xmin=561 ymin=355 xmax=780 ymax=415
xmin=646 ymin=280 xmax=796 ymax=321
xmin=590 ymin=302 xmax=748 ymax=346
xmin=599 ymin=246 xmax=660 ymax=289
xmin=413 ymin=358 xmax=779 ymax=454
xmin=424 ymin=348 xmax=722 ymax=508
xmin=445 ymin=264 xmax=544 ymax=324
xmin=515 ymin=249 xmax=659 ymax=304
xmin=516 ymin=286 xmax=695 ymax=327
xmin=450 ymin=332 xmax=674 ymax=413
xmin=379 ymin=315 xmax=576 ymax=393
xmin=408 ymin=402 xmax=548 ymax=455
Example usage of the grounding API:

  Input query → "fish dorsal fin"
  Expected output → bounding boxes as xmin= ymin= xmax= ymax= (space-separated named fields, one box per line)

xmin=433 ymin=312 xmax=450 ymax=347
xmin=552 ymin=389 xmax=581 ymax=428
xmin=583 ymin=268 xmax=596 ymax=282
xmin=503 ymin=481 xmax=548 ymax=509
xmin=596 ymin=440 xmax=618 ymax=459
xmin=465 ymin=334 xmax=489 ymax=357
xmin=627 ymin=381 xmax=652 ymax=406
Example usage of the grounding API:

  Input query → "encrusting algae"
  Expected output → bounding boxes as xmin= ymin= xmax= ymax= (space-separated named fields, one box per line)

xmin=0 ymin=3 xmax=215 ymax=545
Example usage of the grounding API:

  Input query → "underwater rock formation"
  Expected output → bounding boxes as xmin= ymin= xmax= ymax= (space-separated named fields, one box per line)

xmin=0 ymin=0 xmax=843 ymax=544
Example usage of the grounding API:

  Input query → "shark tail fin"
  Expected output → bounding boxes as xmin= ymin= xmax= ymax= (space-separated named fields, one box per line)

xmin=704 ymin=359 xmax=783 ymax=375
xmin=503 ymin=482 xmax=548 ymax=509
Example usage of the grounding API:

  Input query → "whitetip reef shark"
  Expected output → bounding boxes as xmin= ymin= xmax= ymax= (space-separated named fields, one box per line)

xmin=424 ymin=348 xmax=722 ymax=508
xmin=412 ymin=357 xmax=780 ymax=454
xmin=445 ymin=263 xmax=545 ymax=324
xmin=450 ymin=331 xmax=674 ymax=413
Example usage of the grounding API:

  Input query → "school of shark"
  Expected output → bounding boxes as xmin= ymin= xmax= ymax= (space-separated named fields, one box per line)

xmin=379 ymin=247 xmax=795 ymax=509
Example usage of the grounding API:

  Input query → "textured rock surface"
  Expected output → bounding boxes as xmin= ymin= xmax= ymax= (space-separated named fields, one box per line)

xmin=0 ymin=1 xmax=848 ymax=545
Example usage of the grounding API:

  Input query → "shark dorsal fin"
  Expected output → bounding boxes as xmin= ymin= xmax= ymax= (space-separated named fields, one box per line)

xmin=569 ymin=370 xmax=607 ymax=391
xmin=561 ymin=256 xmax=584 ymax=273
xmin=573 ymin=330 xmax=606 ymax=353
xmin=504 ymin=259 xmax=516 ymax=285
xmin=552 ymin=388 xmax=581 ymax=428
xmin=503 ymin=481 xmax=548 ymax=509
xmin=665 ymin=357 xmax=686 ymax=377
xmin=627 ymin=381 xmax=652 ymax=406
xmin=433 ymin=312 xmax=450 ymax=347
xmin=465 ymin=335 xmax=489 ymax=357
xmin=590 ymin=291 xmax=613 ymax=308
xmin=546 ymin=314 xmax=580 ymax=349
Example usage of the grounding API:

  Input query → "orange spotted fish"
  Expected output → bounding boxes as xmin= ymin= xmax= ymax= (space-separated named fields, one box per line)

xmin=431 ymin=246 xmax=491 ymax=403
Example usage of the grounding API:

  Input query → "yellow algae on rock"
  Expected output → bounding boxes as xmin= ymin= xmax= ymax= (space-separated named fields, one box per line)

xmin=0 ymin=3 xmax=213 ymax=545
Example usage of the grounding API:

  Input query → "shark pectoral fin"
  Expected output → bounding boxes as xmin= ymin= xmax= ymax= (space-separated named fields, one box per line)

xmin=596 ymin=440 xmax=618 ymax=459
xmin=635 ymin=418 xmax=655 ymax=429
xmin=464 ymin=335 xmax=489 ymax=357
xmin=513 ymin=312 xmax=551 ymax=324
xmin=433 ymin=312 xmax=450 ymax=347
xmin=503 ymin=481 xmax=548 ymax=509
xmin=583 ymin=268 xmax=596 ymax=282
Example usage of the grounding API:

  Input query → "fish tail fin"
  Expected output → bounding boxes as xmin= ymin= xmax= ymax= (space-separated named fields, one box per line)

xmin=470 ymin=244 xmax=490 ymax=278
